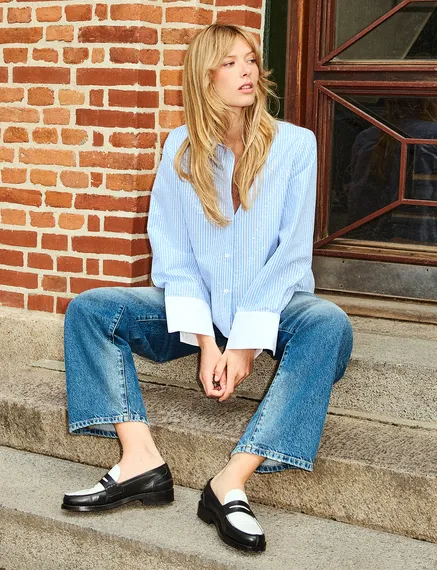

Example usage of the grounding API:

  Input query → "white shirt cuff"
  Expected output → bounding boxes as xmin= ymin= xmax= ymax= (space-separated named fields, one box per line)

xmin=164 ymin=296 xmax=215 ymax=345
xmin=226 ymin=311 xmax=280 ymax=356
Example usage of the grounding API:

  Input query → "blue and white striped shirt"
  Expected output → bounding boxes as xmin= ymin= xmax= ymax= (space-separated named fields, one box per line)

xmin=147 ymin=120 xmax=317 ymax=358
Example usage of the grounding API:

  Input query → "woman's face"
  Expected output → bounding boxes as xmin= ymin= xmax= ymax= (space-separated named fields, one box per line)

xmin=212 ymin=37 xmax=259 ymax=114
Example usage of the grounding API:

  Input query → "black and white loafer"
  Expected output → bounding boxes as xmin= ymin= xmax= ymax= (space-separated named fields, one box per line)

xmin=62 ymin=463 xmax=174 ymax=512
xmin=197 ymin=479 xmax=266 ymax=552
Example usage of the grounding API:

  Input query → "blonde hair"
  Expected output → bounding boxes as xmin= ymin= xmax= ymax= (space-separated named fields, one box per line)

xmin=174 ymin=23 xmax=280 ymax=228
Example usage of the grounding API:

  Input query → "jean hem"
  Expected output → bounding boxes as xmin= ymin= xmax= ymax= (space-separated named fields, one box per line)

xmin=231 ymin=444 xmax=314 ymax=473
xmin=69 ymin=414 xmax=149 ymax=438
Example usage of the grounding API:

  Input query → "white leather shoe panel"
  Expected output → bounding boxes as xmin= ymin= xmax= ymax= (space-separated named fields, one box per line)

xmin=223 ymin=489 xmax=264 ymax=536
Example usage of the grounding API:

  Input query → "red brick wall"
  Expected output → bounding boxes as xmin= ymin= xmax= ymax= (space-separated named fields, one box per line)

xmin=0 ymin=0 xmax=265 ymax=313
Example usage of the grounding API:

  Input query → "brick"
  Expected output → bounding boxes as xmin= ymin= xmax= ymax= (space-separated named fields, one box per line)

xmin=1 ymin=208 xmax=26 ymax=226
xmin=78 ymin=26 xmax=157 ymax=45
xmin=76 ymin=108 xmax=154 ymax=129
xmin=0 ymin=268 xmax=38 ymax=289
xmin=28 ymin=252 xmax=53 ymax=270
xmin=0 ymin=107 xmax=39 ymax=124
xmin=74 ymin=194 xmax=150 ymax=213
xmin=43 ymin=108 xmax=70 ymax=125
xmin=108 ymin=90 xmax=158 ymax=109
xmin=90 ymin=172 xmax=103 ymax=188
xmin=89 ymin=89 xmax=104 ymax=106
xmin=72 ymin=236 xmax=132 ymax=255
xmin=160 ymin=69 xmax=183 ymax=87
xmin=0 ymin=187 xmax=42 ymax=206
xmin=36 ymin=6 xmax=62 ymax=22
xmin=0 ymin=229 xmax=37 ymax=247
xmin=0 ymin=147 xmax=15 ymax=163
xmin=63 ymin=47 xmax=89 ymax=64
xmin=13 ymin=66 xmax=70 ymax=84
xmin=110 ymin=4 xmax=161 ymax=23
xmin=95 ymin=4 xmax=107 ymax=21
xmin=216 ymin=10 xmax=261 ymax=29
xmin=56 ymin=296 xmax=72 ymax=314
xmin=103 ymin=258 xmax=150 ymax=278
xmin=61 ymin=128 xmax=88 ymax=145
xmin=33 ymin=48 xmax=58 ymax=63
xmin=46 ymin=25 xmax=74 ymax=42
xmin=1 ymin=168 xmax=27 ymax=184
xmin=8 ymin=7 xmax=31 ymax=23
xmin=106 ymin=173 xmax=154 ymax=191
xmin=58 ymin=213 xmax=85 ymax=230
xmin=0 ymin=87 xmax=25 ymax=103
xmin=77 ymin=68 xmax=155 ymax=87
xmin=70 ymin=277 xmax=124 ymax=294
xmin=87 ymin=215 xmax=100 ymax=232
xmin=30 ymin=211 xmax=55 ymax=228
xmin=104 ymin=215 xmax=147 ymax=234
xmin=161 ymin=28 xmax=198 ymax=45
xmin=165 ymin=7 xmax=212 ymax=25
xmin=59 ymin=90 xmax=85 ymax=105
xmin=79 ymin=150 xmax=138 ymax=170
xmin=28 ymin=294 xmax=54 ymax=312
xmin=164 ymin=89 xmax=183 ymax=107
xmin=60 ymin=170 xmax=88 ymax=188
xmin=0 ymin=248 xmax=24 ymax=267
xmin=0 ymin=290 xmax=24 ymax=309
xmin=42 ymin=274 xmax=67 ymax=292
xmin=57 ymin=255 xmax=83 ymax=273
xmin=3 ymin=48 xmax=27 ymax=64
xmin=91 ymin=48 xmax=105 ymax=64
xmin=159 ymin=110 xmax=184 ymax=129
xmin=65 ymin=4 xmax=92 ymax=21
xmin=163 ymin=49 xmax=186 ymax=66
xmin=108 ymin=132 xmax=156 ymax=150
xmin=86 ymin=258 xmax=99 ymax=275
xmin=3 ymin=126 xmax=29 ymax=143
xmin=32 ymin=127 xmax=58 ymax=144
xmin=19 ymin=148 xmax=75 ymax=167
xmin=30 ymin=169 xmax=57 ymax=187
xmin=28 ymin=86 xmax=55 ymax=106
xmin=45 ymin=191 xmax=72 ymax=208
xmin=0 ymin=27 xmax=43 ymax=45
xmin=93 ymin=131 xmax=104 ymax=146
xmin=41 ymin=233 xmax=68 ymax=251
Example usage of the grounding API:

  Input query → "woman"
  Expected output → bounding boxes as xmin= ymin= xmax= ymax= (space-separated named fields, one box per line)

xmin=61 ymin=23 xmax=353 ymax=554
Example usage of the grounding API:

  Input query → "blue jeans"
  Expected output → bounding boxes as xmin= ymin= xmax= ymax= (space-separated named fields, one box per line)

xmin=64 ymin=287 xmax=353 ymax=474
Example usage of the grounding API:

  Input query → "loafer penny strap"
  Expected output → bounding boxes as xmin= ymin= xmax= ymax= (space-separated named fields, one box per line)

xmin=223 ymin=499 xmax=256 ymax=518
xmin=98 ymin=473 xmax=124 ymax=498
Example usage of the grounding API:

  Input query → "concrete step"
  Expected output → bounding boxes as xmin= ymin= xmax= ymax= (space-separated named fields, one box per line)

xmin=1 ymin=306 xmax=437 ymax=425
xmin=1 ymin=446 xmax=437 ymax=570
xmin=0 ymin=361 xmax=436 ymax=543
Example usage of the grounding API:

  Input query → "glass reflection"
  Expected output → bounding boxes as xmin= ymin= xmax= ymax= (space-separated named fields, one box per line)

xmin=334 ymin=2 xmax=437 ymax=61
xmin=329 ymin=100 xmax=437 ymax=245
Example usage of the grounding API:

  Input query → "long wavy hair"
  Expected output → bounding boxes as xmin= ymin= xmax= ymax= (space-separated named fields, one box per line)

xmin=174 ymin=23 xmax=280 ymax=228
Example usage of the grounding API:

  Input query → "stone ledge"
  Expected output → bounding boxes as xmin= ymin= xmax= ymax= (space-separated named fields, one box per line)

xmin=1 ymin=362 xmax=436 ymax=543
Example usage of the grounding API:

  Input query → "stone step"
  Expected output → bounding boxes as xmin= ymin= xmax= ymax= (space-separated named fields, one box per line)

xmin=1 ymin=306 xmax=437 ymax=425
xmin=2 ymin=446 xmax=437 ymax=570
xmin=0 ymin=361 xmax=436 ymax=543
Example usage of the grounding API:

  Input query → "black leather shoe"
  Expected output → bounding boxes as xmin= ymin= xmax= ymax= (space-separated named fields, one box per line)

xmin=197 ymin=479 xmax=266 ymax=553
xmin=62 ymin=463 xmax=174 ymax=512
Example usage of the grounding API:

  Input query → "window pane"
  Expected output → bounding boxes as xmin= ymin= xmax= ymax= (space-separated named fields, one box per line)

xmin=406 ymin=144 xmax=437 ymax=201
xmin=334 ymin=2 xmax=437 ymax=61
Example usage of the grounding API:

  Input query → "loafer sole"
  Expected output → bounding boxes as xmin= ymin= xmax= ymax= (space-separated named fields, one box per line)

xmin=197 ymin=500 xmax=266 ymax=553
xmin=62 ymin=488 xmax=174 ymax=512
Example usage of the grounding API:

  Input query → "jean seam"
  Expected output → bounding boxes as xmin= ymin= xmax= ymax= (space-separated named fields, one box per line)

xmin=246 ymin=338 xmax=293 ymax=447
xmin=109 ymin=304 xmax=130 ymax=417
xmin=231 ymin=444 xmax=314 ymax=472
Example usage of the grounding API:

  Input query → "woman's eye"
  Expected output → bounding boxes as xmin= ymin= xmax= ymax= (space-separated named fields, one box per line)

xmin=224 ymin=62 xmax=233 ymax=67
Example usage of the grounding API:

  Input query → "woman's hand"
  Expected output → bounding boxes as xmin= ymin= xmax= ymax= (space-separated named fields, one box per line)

xmin=213 ymin=348 xmax=255 ymax=403
xmin=197 ymin=336 xmax=227 ymax=399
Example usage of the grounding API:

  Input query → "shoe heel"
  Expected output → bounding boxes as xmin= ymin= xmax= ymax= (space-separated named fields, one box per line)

xmin=197 ymin=501 xmax=214 ymax=525
xmin=141 ymin=488 xmax=174 ymax=505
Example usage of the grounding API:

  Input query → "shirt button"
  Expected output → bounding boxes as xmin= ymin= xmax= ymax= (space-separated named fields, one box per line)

xmin=224 ymin=289 xmax=230 ymax=294
xmin=224 ymin=253 xmax=231 ymax=258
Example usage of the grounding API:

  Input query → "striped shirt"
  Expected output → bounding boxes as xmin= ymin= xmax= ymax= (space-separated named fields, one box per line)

xmin=147 ymin=119 xmax=317 ymax=358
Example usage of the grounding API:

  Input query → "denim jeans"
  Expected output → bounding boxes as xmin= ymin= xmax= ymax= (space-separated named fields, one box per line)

xmin=64 ymin=287 xmax=353 ymax=474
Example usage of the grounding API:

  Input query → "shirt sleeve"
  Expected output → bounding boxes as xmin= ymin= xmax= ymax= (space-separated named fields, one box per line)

xmin=226 ymin=130 xmax=317 ymax=357
xmin=147 ymin=134 xmax=215 ymax=346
